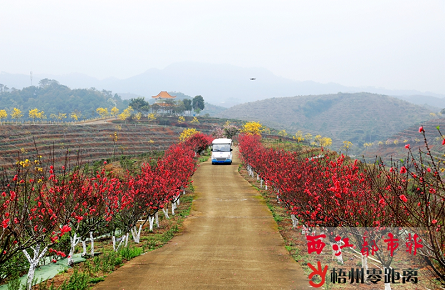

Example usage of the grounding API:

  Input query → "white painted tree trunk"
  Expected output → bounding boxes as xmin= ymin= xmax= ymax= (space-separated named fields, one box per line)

xmin=257 ymin=173 xmax=259 ymax=180
xmin=301 ymin=225 xmax=309 ymax=235
xmin=383 ymin=267 xmax=392 ymax=290
xmin=125 ymin=233 xmax=129 ymax=247
xmin=155 ymin=212 xmax=159 ymax=228
xmin=172 ymin=202 xmax=176 ymax=216
xmin=265 ymin=181 xmax=268 ymax=190
xmin=291 ymin=214 xmax=298 ymax=228
xmin=177 ymin=197 xmax=180 ymax=205
xmin=131 ymin=224 xmax=143 ymax=243
xmin=260 ymin=179 xmax=263 ymax=188
xmin=112 ymin=233 xmax=127 ymax=252
xmin=182 ymin=189 xmax=186 ymax=195
xmin=149 ymin=216 xmax=155 ymax=232
xmin=90 ymin=232 xmax=94 ymax=257
xmin=162 ymin=207 xmax=170 ymax=219
xmin=23 ymin=244 xmax=48 ymax=290
xmin=330 ymin=242 xmax=344 ymax=264
xmin=68 ymin=233 xmax=81 ymax=266
xmin=81 ymin=240 xmax=87 ymax=256
xmin=361 ymin=254 xmax=368 ymax=282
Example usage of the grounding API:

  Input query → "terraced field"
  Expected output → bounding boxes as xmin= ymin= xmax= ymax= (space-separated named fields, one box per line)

xmin=363 ymin=118 xmax=445 ymax=163
xmin=0 ymin=118 xmax=216 ymax=169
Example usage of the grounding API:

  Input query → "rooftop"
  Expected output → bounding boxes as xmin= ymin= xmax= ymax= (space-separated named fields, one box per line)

xmin=152 ymin=91 xmax=176 ymax=99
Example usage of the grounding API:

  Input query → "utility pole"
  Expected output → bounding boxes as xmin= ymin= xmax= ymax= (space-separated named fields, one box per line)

xmin=30 ymin=71 xmax=33 ymax=86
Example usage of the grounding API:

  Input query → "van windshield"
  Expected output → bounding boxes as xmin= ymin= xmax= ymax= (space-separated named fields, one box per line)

xmin=213 ymin=144 xmax=231 ymax=152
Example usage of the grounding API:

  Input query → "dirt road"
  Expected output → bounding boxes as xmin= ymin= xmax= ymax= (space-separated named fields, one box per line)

xmin=94 ymin=149 xmax=309 ymax=289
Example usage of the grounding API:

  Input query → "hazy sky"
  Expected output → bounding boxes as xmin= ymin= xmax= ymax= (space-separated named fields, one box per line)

xmin=1 ymin=0 xmax=444 ymax=94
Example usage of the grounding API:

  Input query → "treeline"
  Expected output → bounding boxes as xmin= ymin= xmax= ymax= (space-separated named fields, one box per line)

xmin=0 ymin=79 xmax=129 ymax=121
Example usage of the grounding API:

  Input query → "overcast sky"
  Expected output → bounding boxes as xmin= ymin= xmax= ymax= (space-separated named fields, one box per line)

xmin=1 ymin=0 xmax=444 ymax=94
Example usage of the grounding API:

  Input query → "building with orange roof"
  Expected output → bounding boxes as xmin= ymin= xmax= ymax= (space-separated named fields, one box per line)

xmin=152 ymin=91 xmax=176 ymax=113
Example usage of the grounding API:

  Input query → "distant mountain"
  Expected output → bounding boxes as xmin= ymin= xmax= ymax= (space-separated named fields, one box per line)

xmin=200 ymin=102 xmax=227 ymax=116
xmin=390 ymin=95 xmax=445 ymax=111
xmin=1 ymin=62 xmax=444 ymax=108
xmin=216 ymin=92 xmax=433 ymax=149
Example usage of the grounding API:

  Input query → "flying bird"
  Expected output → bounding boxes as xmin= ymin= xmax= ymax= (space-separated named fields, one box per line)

xmin=250 ymin=78 xmax=256 ymax=80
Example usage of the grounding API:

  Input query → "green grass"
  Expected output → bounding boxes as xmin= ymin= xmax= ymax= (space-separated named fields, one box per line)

xmin=198 ymin=155 xmax=209 ymax=162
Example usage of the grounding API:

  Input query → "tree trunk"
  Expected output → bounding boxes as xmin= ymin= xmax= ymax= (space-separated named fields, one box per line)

xmin=172 ymin=202 xmax=176 ymax=216
xmin=68 ymin=233 xmax=81 ymax=266
xmin=81 ymin=240 xmax=87 ymax=256
xmin=361 ymin=254 xmax=368 ymax=282
xmin=162 ymin=207 xmax=170 ymax=219
xmin=90 ymin=232 xmax=94 ymax=257
xmin=291 ymin=214 xmax=298 ymax=228
xmin=149 ymin=216 xmax=155 ymax=232
xmin=131 ymin=224 xmax=143 ymax=243
xmin=23 ymin=244 xmax=48 ymax=290
xmin=330 ymin=242 xmax=344 ymax=264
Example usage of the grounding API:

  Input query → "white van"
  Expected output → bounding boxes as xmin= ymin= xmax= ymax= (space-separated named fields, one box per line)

xmin=211 ymin=138 xmax=233 ymax=165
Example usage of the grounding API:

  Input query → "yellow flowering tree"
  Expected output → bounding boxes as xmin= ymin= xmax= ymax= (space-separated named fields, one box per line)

xmin=342 ymin=141 xmax=353 ymax=155
xmin=241 ymin=121 xmax=264 ymax=136
xmin=178 ymin=116 xmax=185 ymax=123
xmin=11 ymin=108 xmax=23 ymax=123
xmin=179 ymin=128 xmax=199 ymax=142
xmin=118 ymin=106 xmax=134 ymax=122
xmin=110 ymin=132 xmax=118 ymax=159
xmin=278 ymin=129 xmax=288 ymax=137
xmin=363 ymin=142 xmax=373 ymax=150
xmin=111 ymin=106 xmax=119 ymax=118
xmin=147 ymin=113 xmax=156 ymax=121
xmin=320 ymin=137 xmax=332 ymax=147
xmin=293 ymin=130 xmax=304 ymax=142
xmin=190 ymin=117 xmax=199 ymax=124
xmin=57 ymin=113 xmax=67 ymax=122
xmin=70 ymin=112 xmax=79 ymax=121
xmin=96 ymin=107 xmax=109 ymax=118
xmin=0 ymin=109 xmax=7 ymax=124
xmin=29 ymin=108 xmax=45 ymax=124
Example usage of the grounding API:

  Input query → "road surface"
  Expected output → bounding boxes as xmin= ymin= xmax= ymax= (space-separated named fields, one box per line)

xmin=94 ymin=148 xmax=309 ymax=289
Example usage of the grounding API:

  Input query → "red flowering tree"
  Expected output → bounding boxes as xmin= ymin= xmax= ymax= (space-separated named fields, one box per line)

xmin=0 ymin=157 xmax=73 ymax=289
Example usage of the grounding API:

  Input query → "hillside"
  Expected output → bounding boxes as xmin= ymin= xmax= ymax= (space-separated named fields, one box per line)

xmin=362 ymin=117 xmax=445 ymax=163
xmin=0 ymin=79 xmax=129 ymax=120
xmin=217 ymin=92 xmax=433 ymax=148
